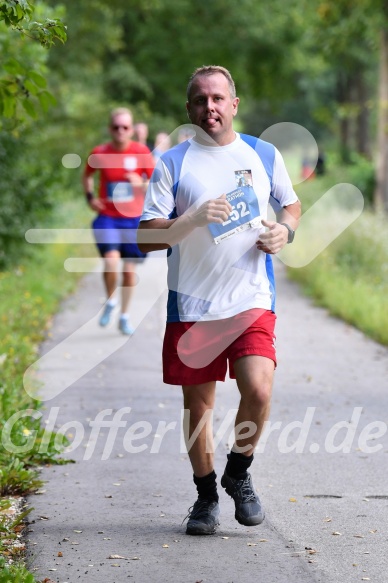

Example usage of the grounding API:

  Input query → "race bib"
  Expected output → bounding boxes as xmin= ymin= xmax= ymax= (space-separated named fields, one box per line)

xmin=208 ymin=186 xmax=261 ymax=245
xmin=123 ymin=156 xmax=138 ymax=171
xmin=107 ymin=182 xmax=134 ymax=202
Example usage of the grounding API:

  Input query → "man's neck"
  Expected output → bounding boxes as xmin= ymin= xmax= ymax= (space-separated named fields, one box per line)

xmin=193 ymin=130 xmax=236 ymax=147
xmin=111 ymin=140 xmax=131 ymax=151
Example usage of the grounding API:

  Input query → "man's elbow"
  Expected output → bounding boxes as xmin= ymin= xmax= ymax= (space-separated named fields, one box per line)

xmin=137 ymin=221 xmax=170 ymax=252
xmin=137 ymin=221 xmax=148 ymax=253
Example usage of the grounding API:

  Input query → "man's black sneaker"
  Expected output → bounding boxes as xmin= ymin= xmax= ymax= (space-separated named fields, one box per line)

xmin=184 ymin=498 xmax=220 ymax=535
xmin=221 ymin=471 xmax=265 ymax=526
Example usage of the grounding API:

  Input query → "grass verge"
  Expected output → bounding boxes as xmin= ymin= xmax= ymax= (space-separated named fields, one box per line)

xmin=291 ymin=158 xmax=388 ymax=346
xmin=0 ymin=197 xmax=94 ymax=580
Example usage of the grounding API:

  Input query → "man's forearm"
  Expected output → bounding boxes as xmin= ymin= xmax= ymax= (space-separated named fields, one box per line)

xmin=137 ymin=214 xmax=197 ymax=252
xmin=276 ymin=200 xmax=302 ymax=231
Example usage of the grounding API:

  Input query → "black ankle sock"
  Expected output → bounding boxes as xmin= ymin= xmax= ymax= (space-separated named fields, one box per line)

xmin=193 ymin=470 xmax=219 ymax=502
xmin=225 ymin=450 xmax=253 ymax=479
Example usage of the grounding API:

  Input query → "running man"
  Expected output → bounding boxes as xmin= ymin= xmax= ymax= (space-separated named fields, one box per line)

xmin=83 ymin=108 xmax=154 ymax=334
xmin=138 ymin=66 xmax=301 ymax=533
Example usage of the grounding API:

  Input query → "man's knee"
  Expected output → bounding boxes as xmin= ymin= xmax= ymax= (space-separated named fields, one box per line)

xmin=104 ymin=253 xmax=120 ymax=269
xmin=241 ymin=377 xmax=272 ymax=410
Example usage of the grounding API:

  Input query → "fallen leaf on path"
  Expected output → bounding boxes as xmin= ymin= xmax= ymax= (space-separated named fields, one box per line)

xmin=353 ymin=535 xmax=364 ymax=538
xmin=57 ymin=552 xmax=63 ymax=557
xmin=323 ymin=517 xmax=332 ymax=522
xmin=73 ymin=530 xmax=82 ymax=533
xmin=247 ymin=543 xmax=258 ymax=546
xmin=108 ymin=554 xmax=127 ymax=559
xmin=130 ymin=556 xmax=140 ymax=560
xmin=332 ymin=532 xmax=342 ymax=536
xmin=162 ymin=544 xmax=169 ymax=548
xmin=289 ymin=497 xmax=297 ymax=503
xmin=221 ymin=537 xmax=229 ymax=540
xmin=259 ymin=539 xmax=268 ymax=542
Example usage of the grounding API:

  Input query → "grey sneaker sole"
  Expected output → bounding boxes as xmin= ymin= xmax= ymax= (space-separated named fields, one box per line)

xmin=234 ymin=510 xmax=265 ymax=527
xmin=186 ymin=519 xmax=220 ymax=535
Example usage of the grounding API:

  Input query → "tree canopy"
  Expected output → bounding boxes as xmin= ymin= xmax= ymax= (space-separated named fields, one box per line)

xmin=0 ymin=0 xmax=387 ymax=268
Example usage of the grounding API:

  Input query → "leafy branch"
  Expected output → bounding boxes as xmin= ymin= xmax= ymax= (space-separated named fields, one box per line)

xmin=0 ymin=0 xmax=67 ymax=121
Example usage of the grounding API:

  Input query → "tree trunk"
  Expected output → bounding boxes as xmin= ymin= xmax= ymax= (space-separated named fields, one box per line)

xmin=355 ymin=72 xmax=370 ymax=158
xmin=374 ymin=27 xmax=388 ymax=212
xmin=337 ymin=71 xmax=352 ymax=163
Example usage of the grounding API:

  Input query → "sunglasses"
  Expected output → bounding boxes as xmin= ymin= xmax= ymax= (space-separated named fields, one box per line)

xmin=111 ymin=125 xmax=131 ymax=131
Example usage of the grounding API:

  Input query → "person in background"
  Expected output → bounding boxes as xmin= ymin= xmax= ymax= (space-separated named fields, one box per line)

xmin=177 ymin=126 xmax=196 ymax=143
xmin=138 ymin=66 xmax=301 ymax=534
xmin=83 ymin=108 xmax=154 ymax=334
xmin=153 ymin=131 xmax=172 ymax=160
xmin=134 ymin=122 xmax=153 ymax=150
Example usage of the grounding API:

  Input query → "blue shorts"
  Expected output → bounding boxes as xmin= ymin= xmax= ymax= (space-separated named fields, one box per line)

xmin=92 ymin=215 xmax=147 ymax=260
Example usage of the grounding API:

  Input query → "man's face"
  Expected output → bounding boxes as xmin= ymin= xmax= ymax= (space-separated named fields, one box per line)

xmin=186 ymin=72 xmax=239 ymax=146
xmin=109 ymin=113 xmax=134 ymax=148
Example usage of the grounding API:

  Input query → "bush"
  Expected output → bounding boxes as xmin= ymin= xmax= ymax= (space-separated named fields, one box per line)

xmin=0 ymin=128 xmax=69 ymax=268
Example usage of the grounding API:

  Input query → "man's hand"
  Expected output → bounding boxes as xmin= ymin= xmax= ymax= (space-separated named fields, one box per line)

xmin=88 ymin=197 xmax=105 ymax=212
xmin=189 ymin=194 xmax=232 ymax=227
xmin=256 ymin=220 xmax=288 ymax=254
xmin=125 ymin=171 xmax=144 ymax=186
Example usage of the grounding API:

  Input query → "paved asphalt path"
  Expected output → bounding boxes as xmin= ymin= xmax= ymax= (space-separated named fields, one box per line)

xmin=25 ymin=256 xmax=388 ymax=583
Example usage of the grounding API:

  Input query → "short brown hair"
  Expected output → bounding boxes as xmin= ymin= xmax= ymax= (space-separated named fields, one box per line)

xmin=186 ymin=66 xmax=236 ymax=100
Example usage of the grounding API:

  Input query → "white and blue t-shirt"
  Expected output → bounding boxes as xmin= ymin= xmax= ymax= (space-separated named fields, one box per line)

xmin=141 ymin=133 xmax=298 ymax=322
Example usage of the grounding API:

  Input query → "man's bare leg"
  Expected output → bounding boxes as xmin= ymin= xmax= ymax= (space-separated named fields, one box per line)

xmin=182 ymin=381 xmax=216 ymax=477
xmin=99 ymin=251 xmax=120 ymax=327
xmin=221 ymin=355 xmax=274 ymax=526
xmin=103 ymin=250 xmax=120 ymax=299
xmin=233 ymin=355 xmax=274 ymax=454
xmin=182 ymin=382 xmax=220 ymax=535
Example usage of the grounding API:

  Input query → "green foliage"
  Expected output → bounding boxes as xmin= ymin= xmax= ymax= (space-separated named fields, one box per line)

xmin=0 ymin=128 xmax=69 ymax=268
xmin=0 ymin=1 xmax=33 ymax=26
xmin=345 ymin=153 xmax=375 ymax=207
xmin=0 ymin=0 xmax=66 ymax=45
xmin=292 ymin=165 xmax=388 ymax=345
xmin=0 ymin=199 xmax=90 ymax=496
xmin=0 ymin=0 xmax=66 ymax=123
xmin=0 ymin=557 xmax=38 ymax=582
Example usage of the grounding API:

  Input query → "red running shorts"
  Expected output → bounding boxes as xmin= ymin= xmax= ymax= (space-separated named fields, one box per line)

xmin=162 ymin=308 xmax=276 ymax=385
